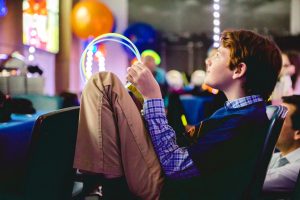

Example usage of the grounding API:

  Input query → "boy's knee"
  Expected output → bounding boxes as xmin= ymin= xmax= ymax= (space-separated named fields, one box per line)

xmin=84 ymin=72 xmax=123 ymax=93
xmin=97 ymin=71 xmax=120 ymax=83
xmin=90 ymin=71 xmax=113 ymax=81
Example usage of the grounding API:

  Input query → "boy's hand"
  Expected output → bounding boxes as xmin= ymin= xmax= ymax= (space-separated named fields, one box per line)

xmin=126 ymin=62 xmax=162 ymax=100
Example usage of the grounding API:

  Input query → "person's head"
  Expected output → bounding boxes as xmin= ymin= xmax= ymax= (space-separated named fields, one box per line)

xmin=166 ymin=70 xmax=183 ymax=90
xmin=280 ymin=53 xmax=296 ymax=77
xmin=191 ymin=70 xmax=206 ymax=87
xmin=276 ymin=95 xmax=300 ymax=155
xmin=142 ymin=55 xmax=157 ymax=72
xmin=286 ymin=51 xmax=300 ymax=88
xmin=205 ymin=29 xmax=282 ymax=100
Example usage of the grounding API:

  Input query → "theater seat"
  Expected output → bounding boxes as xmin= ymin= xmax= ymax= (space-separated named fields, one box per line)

xmin=292 ymin=170 xmax=300 ymax=200
xmin=23 ymin=106 xmax=80 ymax=200
xmin=18 ymin=106 xmax=132 ymax=200
xmin=245 ymin=105 xmax=288 ymax=199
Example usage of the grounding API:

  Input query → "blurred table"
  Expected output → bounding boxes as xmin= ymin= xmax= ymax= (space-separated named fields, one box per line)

xmin=0 ymin=76 xmax=44 ymax=95
xmin=12 ymin=94 xmax=63 ymax=112
xmin=180 ymin=95 xmax=213 ymax=125
xmin=0 ymin=111 xmax=46 ymax=193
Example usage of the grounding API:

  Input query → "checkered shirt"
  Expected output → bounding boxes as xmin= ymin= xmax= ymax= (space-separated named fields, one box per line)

xmin=143 ymin=95 xmax=263 ymax=179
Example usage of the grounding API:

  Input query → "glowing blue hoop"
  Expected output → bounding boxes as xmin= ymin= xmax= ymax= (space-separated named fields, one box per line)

xmin=80 ymin=33 xmax=142 ymax=83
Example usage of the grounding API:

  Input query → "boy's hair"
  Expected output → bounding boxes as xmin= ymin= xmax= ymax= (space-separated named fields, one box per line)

xmin=220 ymin=29 xmax=282 ymax=100
xmin=282 ymin=95 xmax=300 ymax=130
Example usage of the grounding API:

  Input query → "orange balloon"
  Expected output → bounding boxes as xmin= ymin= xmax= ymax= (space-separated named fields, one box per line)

xmin=71 ymin=0 xmax=114 ymax=39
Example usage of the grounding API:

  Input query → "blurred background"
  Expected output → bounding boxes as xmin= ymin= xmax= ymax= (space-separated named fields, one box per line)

xmin=1 ymin=1 xmax=300 ymax=197
xmin=0 ymin=0 xmax=299 ymax=96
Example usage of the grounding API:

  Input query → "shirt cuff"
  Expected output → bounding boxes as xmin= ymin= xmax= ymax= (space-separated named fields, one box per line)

xmin=143 ymin=99 xmax=165 ymax=120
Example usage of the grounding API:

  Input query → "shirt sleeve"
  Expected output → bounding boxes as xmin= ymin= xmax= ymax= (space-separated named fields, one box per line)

xmin=143 ymin=99 xmax=200 ymax=179
xmin=263 ymin=162 xmax=300 ymax=192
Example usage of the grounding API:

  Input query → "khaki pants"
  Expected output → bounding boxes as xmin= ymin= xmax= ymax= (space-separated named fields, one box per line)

xmin=73 ymin=72 xmax=164 ymax=200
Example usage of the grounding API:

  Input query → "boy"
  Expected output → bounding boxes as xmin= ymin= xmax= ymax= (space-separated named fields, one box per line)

xmin=74 ymin=29 xmax=282 ymax=199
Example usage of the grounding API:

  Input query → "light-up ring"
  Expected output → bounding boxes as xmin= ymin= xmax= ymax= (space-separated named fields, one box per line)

xmin=80 ymin=33 xmax=142 ymax=83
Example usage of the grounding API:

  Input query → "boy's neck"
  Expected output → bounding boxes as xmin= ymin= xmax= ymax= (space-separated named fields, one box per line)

xmin=223 ymin=84 xmax=246 ymax=101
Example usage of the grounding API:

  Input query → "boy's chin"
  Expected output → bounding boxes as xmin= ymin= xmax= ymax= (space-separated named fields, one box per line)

xmin=203 ymin=79 xmax=209 ymax=85
xmin=204 ymin=81 xmax=220 ymax=91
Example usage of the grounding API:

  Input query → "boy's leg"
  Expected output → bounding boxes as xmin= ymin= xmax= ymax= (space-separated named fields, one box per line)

xmin=74 ymin=72 xmax=164 ymax=199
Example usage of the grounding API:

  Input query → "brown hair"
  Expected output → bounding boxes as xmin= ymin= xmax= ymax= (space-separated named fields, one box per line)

xmin=221 ymin=29 xmax=282 ymax=100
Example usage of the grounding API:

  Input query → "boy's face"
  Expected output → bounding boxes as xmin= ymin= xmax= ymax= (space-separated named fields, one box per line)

xmin=204 ymin=46 xmax=233 ymax=91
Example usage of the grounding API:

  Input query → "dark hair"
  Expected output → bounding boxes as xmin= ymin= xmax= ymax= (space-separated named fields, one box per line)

xmin=220 ymin=29 xmax=282 ymax=100
xmin=282 ymin=95 xmax=300 ymax=130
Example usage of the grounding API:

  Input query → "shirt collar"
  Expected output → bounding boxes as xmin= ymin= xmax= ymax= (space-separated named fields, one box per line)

xmin=282 ymin=148 xmax=300 ymax=163
xmin=224 ymin=95 xmax=264 ymax=109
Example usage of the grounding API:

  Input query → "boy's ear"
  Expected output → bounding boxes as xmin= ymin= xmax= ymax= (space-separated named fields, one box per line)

xmin=232 ymin=62 xmax=247 ymax=79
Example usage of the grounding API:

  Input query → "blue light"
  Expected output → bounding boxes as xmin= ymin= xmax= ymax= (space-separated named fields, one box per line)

xmin=0 ymin=0 xmax=7 ymax=17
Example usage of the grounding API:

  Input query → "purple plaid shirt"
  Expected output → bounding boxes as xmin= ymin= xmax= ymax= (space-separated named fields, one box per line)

xmin=143 ymin=95 xmax=263 ymax=179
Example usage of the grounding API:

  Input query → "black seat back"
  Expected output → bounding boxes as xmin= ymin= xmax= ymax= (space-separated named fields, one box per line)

xmin=23 ymin=107 xmax=80 ymax=200
xmin=245 ymin=105 xmax=288 ymax=199
xmin=292 ymin=170 xmax=300 ymax=200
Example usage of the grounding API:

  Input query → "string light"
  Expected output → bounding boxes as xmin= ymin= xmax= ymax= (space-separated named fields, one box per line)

xmin=213 ymin=27 xmax=220 ymax=34
xmin=28 ymin=54 xmax=34 ymax=61
xmin=95 ymin=51 xmax=105 ymax=72
xmin=212 ymin=0 xmax=220 ymax=48
xmin=29 ymin=46 xmax=36 ymax=54
xmin=213 ymin=11 xmax=220 ymax=18
xmin=213 ymin=35 xmax=220 ymax=41
xmin=27 ymin=16 xmax=39 ymax=62
xmin=85 ymin=47 xmax=94 ymax=79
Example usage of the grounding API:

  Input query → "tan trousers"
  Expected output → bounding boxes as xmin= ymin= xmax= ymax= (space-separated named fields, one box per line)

xmin=73 ymin=72 xmax=164 ymax=200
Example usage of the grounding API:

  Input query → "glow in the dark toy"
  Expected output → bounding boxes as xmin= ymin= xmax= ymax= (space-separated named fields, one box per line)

xmin=80 ymin=33 xmax=144 ymax=103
